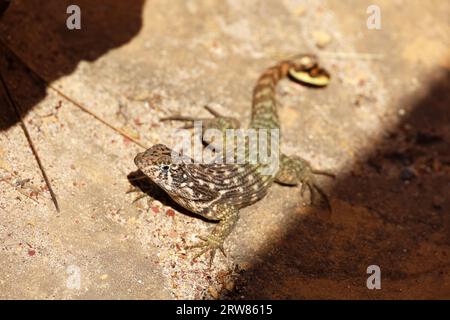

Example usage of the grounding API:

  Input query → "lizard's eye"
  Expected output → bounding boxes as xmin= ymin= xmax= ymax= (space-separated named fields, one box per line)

xmin=161 ymin=165 xmax=170 ymax=172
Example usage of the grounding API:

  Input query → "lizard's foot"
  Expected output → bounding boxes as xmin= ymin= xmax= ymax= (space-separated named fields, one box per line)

xmin=276 ymin=154 xmax=335 ymax=212
xmin=188 ymin=204 xmax=238 ymax=266
xmin=189 ymin=234 xmax=227 ymax=267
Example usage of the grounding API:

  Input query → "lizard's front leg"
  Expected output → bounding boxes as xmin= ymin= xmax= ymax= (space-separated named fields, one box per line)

xmin=189 ymin=204 xmax=239 ymax=266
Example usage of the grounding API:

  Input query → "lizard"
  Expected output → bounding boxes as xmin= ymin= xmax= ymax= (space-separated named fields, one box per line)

xmin=133 ymin=54 xmax=334 ymax=265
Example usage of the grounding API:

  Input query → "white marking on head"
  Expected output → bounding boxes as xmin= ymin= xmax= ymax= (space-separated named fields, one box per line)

xmin=165 ymin=174 xmax=173 ymax=191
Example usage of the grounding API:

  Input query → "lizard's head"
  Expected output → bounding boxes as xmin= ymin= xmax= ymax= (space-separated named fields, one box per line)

xmin=134 ymin=144 xmax=219 ymax=213
xmin=134 ymin=144 xmax=188 ymax=193
xmin=288 ymin=54 xmax=330 ymax=87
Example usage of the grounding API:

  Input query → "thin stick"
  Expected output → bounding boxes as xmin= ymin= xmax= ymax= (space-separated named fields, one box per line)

xmin=273 ymin=51 xmax=384 ymax=62
xmin=0 ymin=71 xmax=60 ymax=212
xmin=0 ymin=39 xmax=148 ymax=149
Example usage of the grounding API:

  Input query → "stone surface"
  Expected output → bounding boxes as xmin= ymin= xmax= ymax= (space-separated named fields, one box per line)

xmin=0 ymin=0 xmax=449 ymax=299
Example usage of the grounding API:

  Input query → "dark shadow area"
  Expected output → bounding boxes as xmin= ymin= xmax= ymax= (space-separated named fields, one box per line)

xmin=0 ymin=0 xmax=10 ymax=18
xmin=0 ymin=0 xmax=144 ymax=130
xmin=224 ymin=70 xmax=450 ymax=299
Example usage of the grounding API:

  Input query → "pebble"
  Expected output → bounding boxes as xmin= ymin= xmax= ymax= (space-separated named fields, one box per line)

xmin=400 ymin=167 xmax=416 ymax=181
xmin=293 ymin=5 xmax=306 ymax=17
xmin=166 ymin=209 xmax=176 ymax=217
xmin=151 ymin=207 xmax=160 ymax=214
xmin=152 ymin=200 xmax=163 ymax=208
xmin=312 ymin=31 xmax=332 ymax=48
xmin=239 ymin=262 xmax=251 ymax=271
xmin=208 ymin=286 xmax=219 ymax=299
xmin=127 ymin=217 xmax=137 ymax=224
xmin=100 ymin=274 xmax=109 ymax=280
xmin=224 ymin=279 xmax=235 ymax=291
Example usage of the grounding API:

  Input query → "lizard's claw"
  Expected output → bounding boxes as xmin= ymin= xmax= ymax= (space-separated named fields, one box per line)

xmin=126 ymin=186 xmax=145 ymax=202
xmin=189 ymin=234 xmax=226 ymax=267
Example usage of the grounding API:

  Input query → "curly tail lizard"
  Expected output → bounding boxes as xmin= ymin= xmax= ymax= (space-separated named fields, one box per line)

xmin=134 ymin=54 xmax=334 ymax=265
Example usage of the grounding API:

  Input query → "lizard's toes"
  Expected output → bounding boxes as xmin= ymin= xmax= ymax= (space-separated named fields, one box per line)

xmin=131 ymin=193 xmax=147 ymax=204
xmin=299 ymin=178 xmax=332 ymax=213
xmin=126 ymin=186 xmax=154 ymax=207
xmin=188 ymin=235 xmax=227 ymax=266
xmin=126 ymin=186 xmax=141 ymax=194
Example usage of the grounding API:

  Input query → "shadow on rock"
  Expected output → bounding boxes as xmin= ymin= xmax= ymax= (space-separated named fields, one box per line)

xmin=0 ymin=0 xmax=144 ymax=130
xmin=224 ymin=70 xmax=450 ymax=299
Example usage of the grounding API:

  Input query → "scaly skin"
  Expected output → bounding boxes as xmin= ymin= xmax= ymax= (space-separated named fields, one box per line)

xmin=134 ymin=54 xmax=333 ymax=265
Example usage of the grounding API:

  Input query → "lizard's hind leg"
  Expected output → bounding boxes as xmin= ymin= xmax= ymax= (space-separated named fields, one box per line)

xmin=275 ymin=154 xmax=335 ymax=211
xmin=161 ymin=105 xmax=240 ymax=131
xmin=161 ymin=105 xmax=240 ymax=150
xmin=188 ymin=204 xmax=239 ymax=266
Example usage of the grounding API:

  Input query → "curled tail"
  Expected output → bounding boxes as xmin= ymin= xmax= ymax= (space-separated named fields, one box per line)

xmin=250 ymin=54 xmax=330 ymax=131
